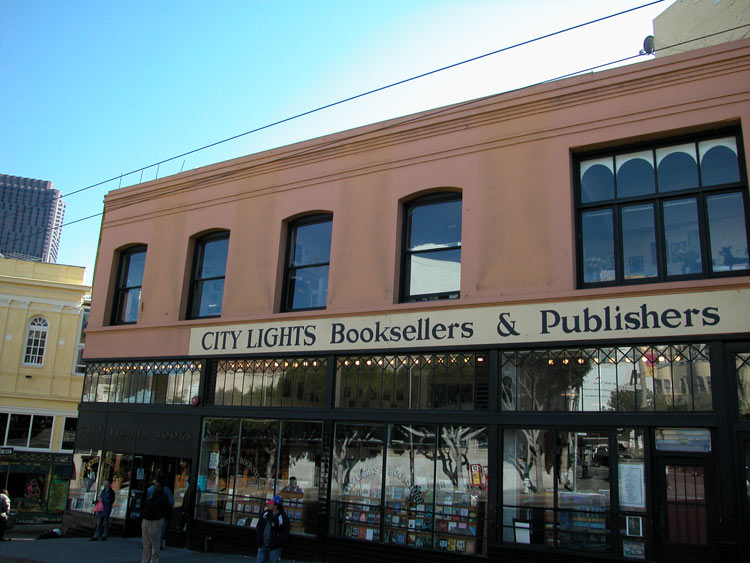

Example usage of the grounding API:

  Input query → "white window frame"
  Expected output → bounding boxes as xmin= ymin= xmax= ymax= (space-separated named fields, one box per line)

xmin=22 ymin=316 xmax=49 ymax=366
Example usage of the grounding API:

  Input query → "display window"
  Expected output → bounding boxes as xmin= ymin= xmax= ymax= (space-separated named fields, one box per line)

xmin=501 ymin=427 xmax=649 ymax=557
xmin=196 ymin=418 xmax=239 ymax=524
xmin=737 ymin=353 xmax=750 ymax=418
xmin=332 ymin=422 xmax=488 ymax=555
xmin=331 ymin=423 xmax=385 ymax=542
xmin=233 ymin=420 xmax=278 ymax=526
xmin=68 ymin=450 xmax=102 ymax=512
xmin=195 ymin=417 xmax=322 ymax=535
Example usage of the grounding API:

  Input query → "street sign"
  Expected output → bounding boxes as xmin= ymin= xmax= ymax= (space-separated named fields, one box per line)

xmin=0 ymin=446 xmax=14 ymax=455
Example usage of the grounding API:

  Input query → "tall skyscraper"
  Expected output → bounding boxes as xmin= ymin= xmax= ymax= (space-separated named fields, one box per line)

xmin=0 ymin=174 xmax=66 ymax=263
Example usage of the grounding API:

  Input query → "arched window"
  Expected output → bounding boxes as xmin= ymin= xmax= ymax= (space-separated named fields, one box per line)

xmin=23 ymin=316 xmax=48 ymax=365
xmin=577 ymin=131 xmax=749 ymax=286
xmin=187 ymin=231 xmax=230 ymax=319
xmin=401 ymin=192 xmax=462 ymax=302
xmin=111 ymin=245 xmax=147 ymax=324
xmin=282 ymin=214 xmax=332 ymax=312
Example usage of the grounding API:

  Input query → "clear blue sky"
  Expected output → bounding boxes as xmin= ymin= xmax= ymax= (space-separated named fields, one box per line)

xmin=0 ymin=0 xmax=670 ymax=285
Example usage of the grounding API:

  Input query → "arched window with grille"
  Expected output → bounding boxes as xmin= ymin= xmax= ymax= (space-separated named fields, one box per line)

xmin=23 ymin=316 xmax=48 ymax=366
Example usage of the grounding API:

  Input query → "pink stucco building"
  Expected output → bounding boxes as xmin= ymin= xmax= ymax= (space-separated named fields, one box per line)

xmin=68 ymin=39 xmax=750 ymax=563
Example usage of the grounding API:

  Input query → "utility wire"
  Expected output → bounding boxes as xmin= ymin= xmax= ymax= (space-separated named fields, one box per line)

xmin=0 ymin=0 xmax=666 ymax=226
xmin=6 ymin=18 xmax=748 ymax=252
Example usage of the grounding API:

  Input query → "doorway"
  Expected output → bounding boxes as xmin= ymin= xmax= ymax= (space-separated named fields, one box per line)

xmin=654 ymin=456 xmax=716 ymax=563
xmin=123 ymin=455 xmax=191 ymax=539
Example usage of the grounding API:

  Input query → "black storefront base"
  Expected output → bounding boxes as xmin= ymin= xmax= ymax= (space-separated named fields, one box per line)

xmin=186 ymin=520 xmax=659 ymax=563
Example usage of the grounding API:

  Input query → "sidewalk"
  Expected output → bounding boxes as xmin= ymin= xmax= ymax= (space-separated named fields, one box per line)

xmin=0 ymin=530 xmax=321 ymax=563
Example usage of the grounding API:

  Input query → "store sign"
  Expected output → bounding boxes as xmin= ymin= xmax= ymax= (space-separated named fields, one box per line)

xmin=189 ymin=288 xmax=749 ymax=356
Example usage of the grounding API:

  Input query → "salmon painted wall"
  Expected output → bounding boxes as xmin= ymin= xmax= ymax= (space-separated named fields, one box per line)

xmin=85 ymin=39 xmax=750 ymax=359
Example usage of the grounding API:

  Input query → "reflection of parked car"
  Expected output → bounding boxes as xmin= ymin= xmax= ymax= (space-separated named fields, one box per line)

xmin=593 ymin=446 xmax=609 ymax=467
xmin=593 ymin=443 xmax=628 ymax=467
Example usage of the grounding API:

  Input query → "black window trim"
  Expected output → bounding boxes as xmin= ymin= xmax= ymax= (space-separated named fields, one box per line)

xmin=187 ymin=230 xmax=230 ymax=320
xmin=111 ymin=244 xmax=147 ymax=325
xmin=281 ymin=213 xmax=333 ymax=313
xmin=575 ymin=127 xmax=749 ymax=288
xmin=400 ymin=191 xmax=462 ymax=303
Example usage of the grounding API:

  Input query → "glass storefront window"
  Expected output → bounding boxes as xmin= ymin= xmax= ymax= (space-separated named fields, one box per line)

xmin=617 ymin=428 xmax=649 ymax=558
xmin=737 ymin=353 xmax=750 ymax=419
xmin=82 ymin=361 xmax=201 ymax=404
xmin=557 ymin=430 xmax=610 ymax=551
xmin=100 ymin=451 xmax=134 ymax=519
xmin=335 ymin=353 xmax=488 ymax=410
xmin=233 ymin=420 xmax=278 ymax=526
xmin=331 ymin=423 xmax=487 ymax=554
xmin=331 ymin=423 xmax=385 ymax=542
xmin=279 ymin=421 xmax=322 ymax=535
xmin=502 ymin=429 xmax=611 ymax=551
xmin=433 ymin=425 xmax=488 ymax=554
xmin=196 ymin=417 xmax=323 ymax=536
xmin=68 ymin=450 xmax=101 ymax=512
xmin=196 ymin=418 xmax=239 ymax=524
xmin=384 ymin=424 xmax=436 ymax=548
xmin=501 ymin=344 xmax=711 ymax=412
xmin=213 ymin=358 xmax=326 ymax=408
xmin=502 ymin=428 xmax=650 ymax=556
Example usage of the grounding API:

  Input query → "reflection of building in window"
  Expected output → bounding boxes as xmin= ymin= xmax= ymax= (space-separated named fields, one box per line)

xmin=578 ymin=134 xmax=749 ymax=286
xmin=74 ymin=304 xmax=90 ymax=375
xmin=500 ymin=344 xmax=712 ymax=413
xmin=402 ymin=193 xmax=462 ymax=302
xmin=187 ymin=232 xmax=229 ymax=319
xmin=282 ymin=215 xmax=332 ymax=312
xmin=111 ymin=246 xmax=146 ymax=324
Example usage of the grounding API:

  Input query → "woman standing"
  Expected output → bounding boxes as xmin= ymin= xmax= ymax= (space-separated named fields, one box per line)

xmin=90 ymin=480 xmax=115 ymax=541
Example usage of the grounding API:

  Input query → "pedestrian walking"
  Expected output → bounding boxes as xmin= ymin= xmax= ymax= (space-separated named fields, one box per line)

xmin=255 ymin=495 xmax=289 ymax=563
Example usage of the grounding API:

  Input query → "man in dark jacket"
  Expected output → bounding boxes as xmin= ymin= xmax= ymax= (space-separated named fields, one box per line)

xmin=141 ymin=480 xmax=171 ymax=563
xmin=255 ymin=495 xmax=289 ymax=563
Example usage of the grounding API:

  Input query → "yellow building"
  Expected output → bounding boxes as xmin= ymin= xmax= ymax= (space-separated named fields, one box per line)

xmin=0 ymin=257 xmax=90 ymax=523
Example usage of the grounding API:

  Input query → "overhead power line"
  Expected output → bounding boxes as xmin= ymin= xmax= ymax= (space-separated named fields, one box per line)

xmin=0 ymin=0 xmax=666 ymax=228
xmin=9 ymin=9 xmax=748 ymax=252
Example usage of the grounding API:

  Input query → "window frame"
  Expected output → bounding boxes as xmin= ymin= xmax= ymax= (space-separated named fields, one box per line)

xmin=281 ymin=214 xmax=332 ymax=312
xmin=61 ymin=416 xmax=77 ymax=450
xmin=187 ymin=231 xmax=230 ymax=320
xmin=110 ymin=245 xmax=147 ymax=325
xmin=575 ymin=129 xmax=749 ymax=288
xmin=400 ymin=192 xmax=463 ymax=303
xmin=74 ymin=304 xmax=90 ymax=375
xmin=22 ymin=316 xmax=48 ymax=366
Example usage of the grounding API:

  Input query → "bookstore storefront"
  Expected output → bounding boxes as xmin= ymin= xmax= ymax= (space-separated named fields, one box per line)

xmin=70 ymin=288 xmax=750 ymax=562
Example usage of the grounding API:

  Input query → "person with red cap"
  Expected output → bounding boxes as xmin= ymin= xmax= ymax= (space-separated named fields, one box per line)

xmin=255 ymin=494 xmax=289 ymax=563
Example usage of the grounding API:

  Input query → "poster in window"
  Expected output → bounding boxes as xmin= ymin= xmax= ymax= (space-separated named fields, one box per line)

xmin=618 ymin=461 xmax=645 ymax=509
xmin=626 ymin=516 xmax=643 ymax=537
xmin=623 ymin=540 xmax=646 ymax=559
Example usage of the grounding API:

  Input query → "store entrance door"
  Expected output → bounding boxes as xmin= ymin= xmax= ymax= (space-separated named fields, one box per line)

xmin=654 ymin=456 xmax=716 ymax=563
xmin=124 ymin=456 xmax=179 ymax=537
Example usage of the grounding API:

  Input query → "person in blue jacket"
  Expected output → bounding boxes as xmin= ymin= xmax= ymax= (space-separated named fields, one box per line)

xmin=255 ymin=495 xmax=289 ymax=563
xmin=90 ymin=480 xmax=115 ymax=541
